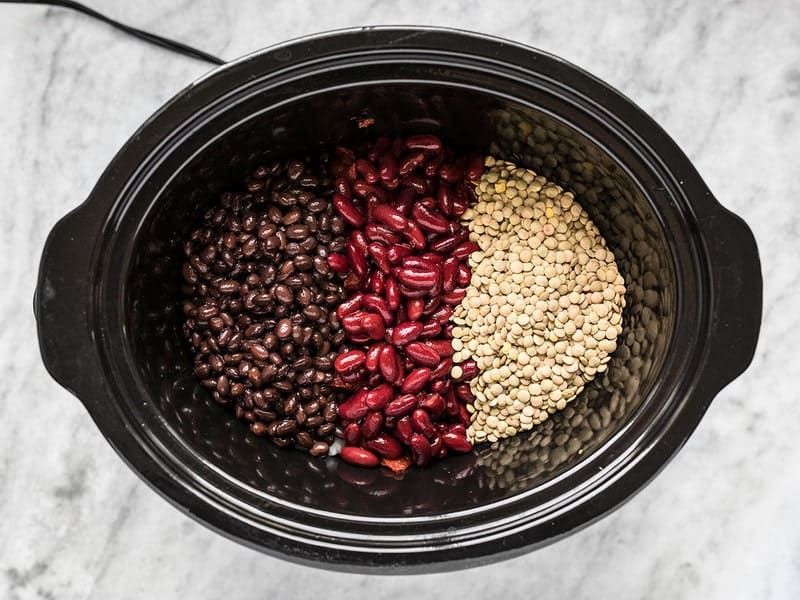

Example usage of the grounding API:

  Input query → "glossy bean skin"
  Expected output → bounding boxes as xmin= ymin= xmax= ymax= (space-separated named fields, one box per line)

xmin=327 ymin=137 xmax=484 ymax=469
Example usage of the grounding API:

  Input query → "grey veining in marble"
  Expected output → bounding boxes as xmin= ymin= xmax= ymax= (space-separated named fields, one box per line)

xmin=1 ymin=1 xmax=798 ymax=598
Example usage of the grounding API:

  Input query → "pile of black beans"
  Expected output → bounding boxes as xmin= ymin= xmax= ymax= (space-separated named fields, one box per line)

xmin=180 ymin=158 xmax=349 ymax=456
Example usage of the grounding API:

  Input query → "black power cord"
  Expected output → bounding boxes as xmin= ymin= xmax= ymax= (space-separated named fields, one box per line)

xmin=2 ymin=0 xmax=225 ymax=66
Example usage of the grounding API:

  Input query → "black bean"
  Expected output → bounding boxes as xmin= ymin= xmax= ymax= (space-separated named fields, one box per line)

xmin=286 ymin=160 xmax=305 ymax=180
xmin=293 ymin=254 xmax=313 ymax=271
xmin=307 ymin=198 xmax=328 ymax=213
xmin=286 ymin=224 xmax=309 ymax=240
xmin=296 ymin=431 xmax=313 ymax=448
xmin=182 ymin=157 xmax=347 ymax=458
xmin=275 ymin=318 xmax=292 ymax=339
xmin=309 ymin=442 xmax=329 ymax=457
xmin=273 ymin=284 xmax=293 ymax=304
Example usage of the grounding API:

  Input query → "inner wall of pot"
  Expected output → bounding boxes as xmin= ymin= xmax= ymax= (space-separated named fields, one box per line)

xmin=127 ymin=83 xmax=674 ymax=516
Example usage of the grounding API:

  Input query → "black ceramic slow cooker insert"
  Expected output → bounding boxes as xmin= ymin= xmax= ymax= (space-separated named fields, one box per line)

xmin=35 ymin=28 xmax=762 ymax=572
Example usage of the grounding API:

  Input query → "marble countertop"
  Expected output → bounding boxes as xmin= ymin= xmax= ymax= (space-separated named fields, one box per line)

xmin=1 ymin=1 xmax=797 ymax=598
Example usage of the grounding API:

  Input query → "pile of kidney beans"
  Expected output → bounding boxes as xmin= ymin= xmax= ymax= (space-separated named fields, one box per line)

xmin=326 ymin=135 xmax=482 ymax=468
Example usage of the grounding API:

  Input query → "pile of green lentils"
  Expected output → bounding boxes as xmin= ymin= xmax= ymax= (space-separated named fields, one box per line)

xmin=452 ymin=158 xmax=626 ymax=444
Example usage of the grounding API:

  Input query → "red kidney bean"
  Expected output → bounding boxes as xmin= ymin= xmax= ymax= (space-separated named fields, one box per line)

xmin=442 ymin=257 xmax=459 ymax=293
xmin=325 ymin=253 xmax=349 ymax=274
xmin=402 ymin=221 xmax=427 ymax=250
xmin=419 ymin=392 xmax=445 ymax=417
xmin=368 ymin=269 xmax=385 ymax=294
xmin=334 ymin=349 xmax=365 ymax=373
xmin=367 ymin=371 xmax=383 ymax=387
xmin=361 ymin=410 xmax=383 ymax=439
xmin=456 ymin=264 xmax=471 ymax=286
xmin=356 ymin=159 xmax=379 ymax=183
xmin=406 ymin=298 xmax=424 ymax=321
xmin=411 ymin=408 xmax=436 ymax=437
xmin=430 ymin=378 xmax=451 ymax=393
xmin=465 ymin=154 xmax=484 ymax=180
xmin=419 ymin=195 xmax=436 ymax=210
xmin=411 ymin=203 xmax=450 ymax=234
xmin=384 ymin=393 xmax=418 ymax=417
xmin=430 ymin=304 xmax=453 ymax=326
xmin=350 ymin=229 xmax=368 ymax=254
xmin=387 ymin=243 xmax=413 ymax=264
xmin=334 ymin=176 xmax=352 ymax=197
xmin=362 ymin=313 xmax=385 ymax=340
xmin=442 ymin=289 xmax=467 ymax=305
xmin=419 ymin=320 xmax=442 ymax=339
xmin=401 ymin=367 xmax=431 ymax=394
xmin=340 ymin=446 xmax=380 ymax=468
xmin=404 ymin=134 xmax=443 ymax=153
xmin=457 ymin=403 xmax=470 ymax=425
xmin=430 ymin=357 xmax=453 ymax=381
xmin=436 ymin=183 xmax=454 ymax=216
xmin=336 ymin=293 xmax=363 ymax=319
xmin=365 ymin=223 xmax=400 ymax=245
xmin=362 ymin=294 xmax=393 ymax=324
xmin=421 ymin=295 xmax=442 ymax=317
xmin=423 ymin=339 xmax=453 ymax=357
xmin=400 ymin=257 xmax=437 ymax=272
xmin=425 ymin=152 xmax=445 ymax=177
xmin=404 ymin=341 xmax=440 ymax=367
xmin=346 ymin=242 xmax=368 ymax=279
xmin=444 ymin=390 xmax=459 ymax=416
xmin=430 ymin=435 xmax=445 ymax=458
xmin=353 ymin=180 xmax=387 ymax=202
xmin=442 ymin=432 xmax=472 ymax=452
xmin=339 ymin=389 xmax=369 ymax=420
xmin=395 ymin=416 xmax=413 ymax=442
xmin=401 ymin=175 xmax=427 ymax=196
xmin=398 ymin=284 xmax=428 ymax=299
xmin=452 ymin=241 xmax=479 ymax=260
xmin=428 ymin=229 xmax=468 ymax=253
xmin=419 ymin=252 xmax=443 ymax=264
xmin=373 ymin=204 xmax=408 ymax=232
xmin=391 ymin=321 xmax=424 ymax=346
xmin=378 ymin=345 xmax=400 ymax=383
xmin=454 ymin=383 xmax=475 ymax=403
xmin=344 ymin=422 xmax=361 ymax=445
xmin=383 ymin=177 xmax=400 ymax=190
xmin=439 ymin=161 xmax=465 ymax=183
xmin=448 ymin=423 xmax=467 ymax=437
xmin=458 ymin=359 xmax=479 ymax=381
xmin=410 ymin=433 xmax=432 ymax=466
xmin=398 ymin=150 xmax=426 ymax=176
xmin=384 ymin=276 xmax=400 ymax=310
xmin=365 ymin=382 xmax=393 ymax=410
xmin=396 ymin=267 xmax=439 ymax=290
xmin=365 ymin=434 xmax=404 ymax=459
xmin=365 ymin=343 xmax=383 ymax=372
xmin=389 ymin=185 xmax=413 ymax=213
xmin=452 ymin=196 xmax=469 ymax=217
xmin=352 ymin=333 xmax=375 ymax=346
xmin=367 ymin=242 xmax=391 ymax=273
xmin=379 ymin=152 xmax=398 ymax=181
xmin=341 ymin=311 xmax=367 ymax=333
xmin=333 ymin=193 xmax=364 ymax=227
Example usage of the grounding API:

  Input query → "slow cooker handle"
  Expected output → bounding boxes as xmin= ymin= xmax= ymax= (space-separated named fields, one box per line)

xmin=701 ymin=206 xmax=762 ymax=391
xmin=35 ymin=204 xmax=104 ymax=399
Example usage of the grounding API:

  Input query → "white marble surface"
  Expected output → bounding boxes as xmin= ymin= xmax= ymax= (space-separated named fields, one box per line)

xmin=1 ymin=1 xmax=798 ymax=598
